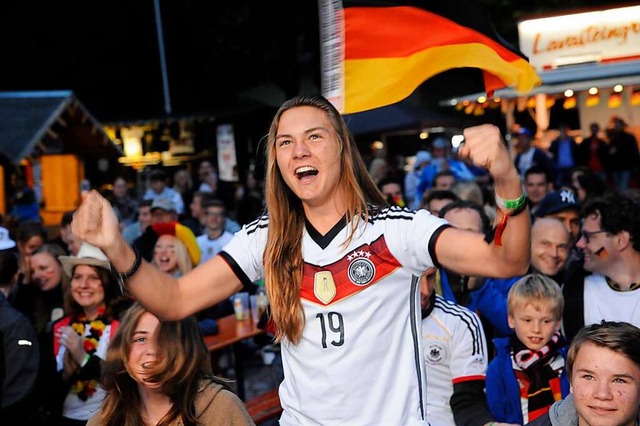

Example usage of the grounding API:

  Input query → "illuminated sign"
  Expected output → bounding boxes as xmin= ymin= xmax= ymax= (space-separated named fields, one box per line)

xmin=518 ymin=5 xmax=640 ymax=70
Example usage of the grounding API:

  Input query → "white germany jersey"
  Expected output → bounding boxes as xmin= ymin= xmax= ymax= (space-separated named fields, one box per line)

xmin=197 ymin=231 xmax=234 ymax=264
xmin=422 ymin=295 xmax=488 ymax=426
xmin=221 ymin=206 xmax=449 ymax=426
xmin=583 ymin=273 xmax=640 ymax=328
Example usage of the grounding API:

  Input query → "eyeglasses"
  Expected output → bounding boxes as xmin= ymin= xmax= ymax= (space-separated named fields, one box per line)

xmin=579 ymin=229 xmax=608 ymax=243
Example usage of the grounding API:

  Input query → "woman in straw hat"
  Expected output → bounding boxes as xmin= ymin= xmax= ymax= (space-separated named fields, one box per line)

xmin=46 ymin=242 xmax=131 ymax=425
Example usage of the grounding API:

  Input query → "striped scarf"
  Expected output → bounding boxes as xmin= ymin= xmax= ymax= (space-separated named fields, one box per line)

xmin=511 ymin=332 xmax=565 ymax=421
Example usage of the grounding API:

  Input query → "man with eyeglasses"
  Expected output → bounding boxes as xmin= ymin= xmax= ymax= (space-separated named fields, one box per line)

xmin=562 ymin=191 xmax=640 ymax=342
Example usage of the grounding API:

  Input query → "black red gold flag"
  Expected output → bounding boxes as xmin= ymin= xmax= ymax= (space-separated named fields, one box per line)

xmin=320 ymin=0 xmax=541 ymax=114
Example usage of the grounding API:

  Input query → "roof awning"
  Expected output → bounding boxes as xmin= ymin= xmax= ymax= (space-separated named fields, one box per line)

xmin=0 ymin=90 xmax=123 ymax=163
xmin=440 ymin=59 xmax=640 ymax=104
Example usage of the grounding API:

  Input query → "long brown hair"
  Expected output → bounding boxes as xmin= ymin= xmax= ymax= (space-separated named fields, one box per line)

xmin=98 ymin=303 xmax=226 ymax=426
xmin=263 ymin=94 xmax=386 ymax=344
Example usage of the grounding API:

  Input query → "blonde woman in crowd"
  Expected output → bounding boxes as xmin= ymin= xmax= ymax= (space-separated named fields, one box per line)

xmin=150 ymin=222 xmax=225 ymax=335
xmin=151 ymin=222 xmax=200 ymax=277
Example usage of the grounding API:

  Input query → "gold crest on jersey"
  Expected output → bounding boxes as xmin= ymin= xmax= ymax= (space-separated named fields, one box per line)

xmin=314 ymin=271 xmax=336 ymax=304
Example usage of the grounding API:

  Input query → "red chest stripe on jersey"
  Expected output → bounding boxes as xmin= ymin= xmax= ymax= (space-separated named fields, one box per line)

xmin=300 ymin=235 xmax=401 ymax=305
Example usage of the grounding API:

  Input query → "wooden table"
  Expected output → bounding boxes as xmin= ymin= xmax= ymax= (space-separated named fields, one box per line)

xmin=203 ymin=314 xmax=264 ymax=400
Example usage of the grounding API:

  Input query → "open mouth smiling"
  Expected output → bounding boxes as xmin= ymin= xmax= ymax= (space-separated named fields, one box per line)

xmin=295 ymin=166 xmax=318 ymax=179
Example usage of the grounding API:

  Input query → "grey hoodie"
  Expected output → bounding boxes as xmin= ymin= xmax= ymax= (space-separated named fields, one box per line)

xmin=545 ymin=394 xmax=580 ymax=426
xmin=528 ymin=394 xmax=640 ymax=426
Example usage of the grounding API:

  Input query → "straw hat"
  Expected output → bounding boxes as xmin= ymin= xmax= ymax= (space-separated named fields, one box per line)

xmin=0 ymin=227 xmax=16 ymax=250
xmin=59 ymin=242 xmax=111 ymax=278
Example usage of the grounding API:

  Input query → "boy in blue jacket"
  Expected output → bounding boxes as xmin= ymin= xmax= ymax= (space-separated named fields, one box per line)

xmin=486 ymin=273 xmax=570 ymax=424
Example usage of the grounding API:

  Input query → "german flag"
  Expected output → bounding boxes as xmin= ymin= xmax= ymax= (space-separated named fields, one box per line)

xmin=320 ymin=0 xmax=541 ymax=114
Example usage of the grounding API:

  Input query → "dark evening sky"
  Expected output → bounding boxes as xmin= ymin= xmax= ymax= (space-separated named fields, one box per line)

xmin=0 ymin=0 xmax=618 ymax=122
xmin=0 ymin=1 xmax=319 ymax=121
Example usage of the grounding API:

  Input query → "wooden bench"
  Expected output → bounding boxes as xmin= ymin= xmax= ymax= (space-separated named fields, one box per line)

xmin=245 ymin=389 xmax=282 ymax=424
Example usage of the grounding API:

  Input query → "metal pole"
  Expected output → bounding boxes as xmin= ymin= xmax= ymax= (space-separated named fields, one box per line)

xmin=153 ymin=0 xmax=172 ymax=116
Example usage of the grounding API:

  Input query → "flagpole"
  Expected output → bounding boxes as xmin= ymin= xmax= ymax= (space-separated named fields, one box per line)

xmin=153 ymin=0 xmax=172 ymax=116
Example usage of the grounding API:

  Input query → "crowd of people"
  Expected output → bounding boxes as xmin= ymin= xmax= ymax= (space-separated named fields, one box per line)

xmin=1 ymin=94 xmax=640 ymax=426
xmin=373 ymin=114 xmax=640 ymax=426
xmin=0 ymin=159 xmax=261 ymax=424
